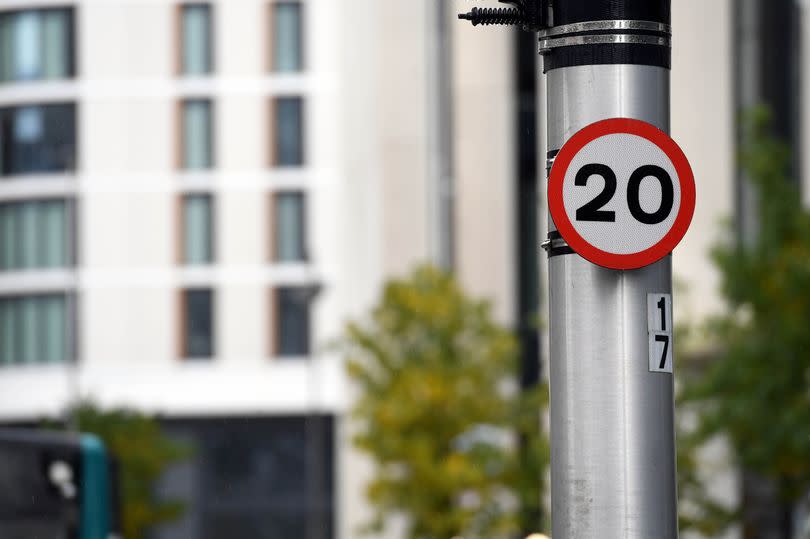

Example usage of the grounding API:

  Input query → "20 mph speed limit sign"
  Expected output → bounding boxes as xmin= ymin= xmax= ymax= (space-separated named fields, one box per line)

xmin=549 ymin=118 xmax=695 ymax=270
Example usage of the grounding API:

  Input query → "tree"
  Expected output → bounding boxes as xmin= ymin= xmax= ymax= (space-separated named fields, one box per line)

xmin=344 ymin=265 xmax=548 ymax=539
xmin=680 ymin=109 xmax=810 ymax=538
xmin=65 ymin=401 xmax=190 ymax=539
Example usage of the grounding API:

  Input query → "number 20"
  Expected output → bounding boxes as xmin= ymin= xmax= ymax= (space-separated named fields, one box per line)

xmin=575 ymin=164 xmax=675 ymax=225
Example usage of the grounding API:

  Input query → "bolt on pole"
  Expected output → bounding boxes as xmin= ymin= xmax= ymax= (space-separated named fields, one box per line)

xmin=460 ymin=2 xmax=679 ymax=537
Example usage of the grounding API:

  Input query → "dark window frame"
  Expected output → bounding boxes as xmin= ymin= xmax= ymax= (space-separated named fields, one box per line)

xmin=0 ymin=102 xmax=78 ymax=177
xmin=271 ymin=96 xmax=304 ymax=167
xmin=180 ymin=288 xmax=215 ymax=359
xmin=273 ymin=286 xmax=312 ymax=357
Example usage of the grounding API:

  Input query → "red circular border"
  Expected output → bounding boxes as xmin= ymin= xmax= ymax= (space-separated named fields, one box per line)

xmin=549 ymin=118 xmax=696 ymax=270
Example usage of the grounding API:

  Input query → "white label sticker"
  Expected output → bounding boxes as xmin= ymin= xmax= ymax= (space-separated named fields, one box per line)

xmin=647 ymin=293 xmax=672 ymax=333
xmin=649 ymin=332 xmax=673 ymax=373
xmin=647 ymin=293 xmax=673 ymax=374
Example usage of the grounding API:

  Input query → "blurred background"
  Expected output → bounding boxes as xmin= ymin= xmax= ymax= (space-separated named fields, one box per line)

xmin=0 ymin=0 xmax=807 ymax=538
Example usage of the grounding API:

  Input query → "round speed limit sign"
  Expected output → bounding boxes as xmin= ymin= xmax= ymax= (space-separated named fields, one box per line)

xmin=549 ymin=118 xmax=695 ymax=270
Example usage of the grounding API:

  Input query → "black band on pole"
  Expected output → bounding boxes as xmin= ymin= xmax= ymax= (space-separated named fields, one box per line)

xmin=543 ymin=0 xmax=671 ymax=71
xmin=551 ymin=0 xmax=670 ymax=26
xmin=543 ymin=43 xmax=671 ymax=72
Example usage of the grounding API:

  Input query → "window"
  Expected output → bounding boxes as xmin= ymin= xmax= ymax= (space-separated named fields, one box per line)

xmin=182 ymin=194 xmax=213 ymax=265
xmin=182 ymin=289 xmax=213 ymax=359
xmin=0 ymin=294 xmax=72 ymax=365
xmin=272 ymin=2 xmax=303 ymax=72
xmin=0 ymin=103 xmax=76 ymax=176
xmin=0 ymin=8 xmax=75 ymax=83
xmin=273 ymin=97 xmax=303 ymax=166
xmin=273 ymin=192 xmax=306 ymax=262
xmin=181 ymin=99 xmax=213 ymax=170
xmin=274 ymin=286 xmax=312 ymax=357
xmin=0 ymin=199 xmax=74 ymax=271
xmin=180 ymin=4 xmax=212 ymax=75
xmin=152 ymin=417 xmax=335 ymax=539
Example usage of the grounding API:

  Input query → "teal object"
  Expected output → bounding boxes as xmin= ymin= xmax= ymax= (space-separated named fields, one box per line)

xmin=80 ymin=434 xmax=111 ymax=539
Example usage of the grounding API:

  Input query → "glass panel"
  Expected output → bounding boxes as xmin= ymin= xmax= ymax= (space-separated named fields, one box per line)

xmin=275 ymin=98 xmax=303 ymax=166
xmin=183 ymin=100 xmax=213 ymax=170
xmin=0 ymin=15 xmax=16 ymax=82
xmin=14 ymin=106 xmax=44 ymax=174
xmin=183 ymin=195 xmax=213 ymax=265
xmin=277 ymin=287 xmax=310 ymax=356
xmin=20 ymin=296 xmax=38 ymax=364
xmin=0 ymin=204 xmax=18 ymax=270
xmin=1 ymin=103 xmax=77 ymax=176
xmin=182 ymin=4 xmax=212 ymax=75
xmin=14 ymin=106 xmax=43 ymax=142
xmin=153 ymin=418 xmax=335 ymax=539
xmin=14 ymin=11 xmax=41 ymax=81
xmin=0 ymin=299 xmax=16 ymax=365
xmin=41 ymin=200 xmax=67 ymax=268
xmin=0 ymin=9 xmax=72 ymax=82
xmin=185 ymin=289 xmax=213 ymax=358
xmin=0 ymin=295 xmax=68 ymax=366
xmin=41 ymin=103 xmax=76 ymax=172
xmin=275 ymin=192 xmax=305 ymax=262
xmin=273 ymin=3 xmax=302 ymax=73
xmin=41 ymin=295 xmax=66 ymax=363
xmin=0 ymin=200 xmax=70 ymax=272
xmin=42 ymin=10 xmax=70 ymax=79
xmin=19 ymin=201 xmax=38 ymax=269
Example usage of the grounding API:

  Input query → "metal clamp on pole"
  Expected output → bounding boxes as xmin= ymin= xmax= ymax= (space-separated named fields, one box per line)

xmin=539 ymin=20 xmax=672 ymax=54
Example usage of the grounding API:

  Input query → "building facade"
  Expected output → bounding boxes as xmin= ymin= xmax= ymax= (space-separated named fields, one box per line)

xmin=0 ymin=1 xmax=518 ymax=538
xmin=0 ymin=0 xmax=345 ymax=536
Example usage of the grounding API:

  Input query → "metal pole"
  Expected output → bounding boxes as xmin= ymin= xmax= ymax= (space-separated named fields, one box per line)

xmin=515 ymin=26 xmax=543 ymax=535
xmin=542 ymin=2 xmax=678 ymax=537
xmin=428 ymin=0 xmax=455 ymax=271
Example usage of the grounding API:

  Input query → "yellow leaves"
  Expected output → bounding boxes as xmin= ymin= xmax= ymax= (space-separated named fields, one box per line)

xmin=340 ymin=265 xmax=547 ymax=538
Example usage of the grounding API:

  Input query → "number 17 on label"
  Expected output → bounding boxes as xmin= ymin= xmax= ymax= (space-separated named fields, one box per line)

xmin=647 ymin=293 xmax=673 ymax=374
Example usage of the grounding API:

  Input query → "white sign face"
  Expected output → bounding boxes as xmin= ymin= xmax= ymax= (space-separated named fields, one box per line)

xmin=549 ymin=119 xmax=695 ymax=270
xmin=562 ymin=134 xmax=680 ymax=255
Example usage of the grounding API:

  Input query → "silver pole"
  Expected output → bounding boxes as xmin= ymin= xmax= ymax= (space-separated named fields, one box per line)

xmin=453 ymin=2 xmax=677 ymax=534
xmin=427 ymin=0 xmax=455 ymax=271
xmin=545 ymin=52 xmax=678 ymax=539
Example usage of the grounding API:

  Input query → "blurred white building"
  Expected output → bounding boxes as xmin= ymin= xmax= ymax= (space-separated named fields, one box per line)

xmin=0 ymin=0 xmax=807 ymax=537
xmin=0 ymin=1 xmax=516 ymax=537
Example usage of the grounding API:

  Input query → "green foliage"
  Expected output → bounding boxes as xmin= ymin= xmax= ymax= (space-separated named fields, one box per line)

xmin=673 ymin=312 xmax=737 ymax=534
xmin=680 ymin=107 xmax=810 ymax=525
xmin=68 ymin=401 xmax=190 ymax=539
xmin=344 ymin=265 xmax=548 ymax=539
xmin=675 ymin=387 xmax=738 ymax=534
